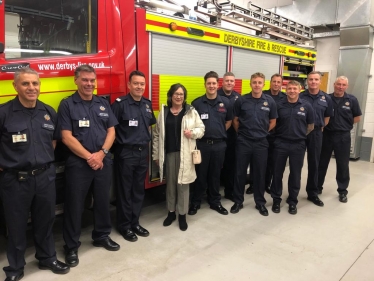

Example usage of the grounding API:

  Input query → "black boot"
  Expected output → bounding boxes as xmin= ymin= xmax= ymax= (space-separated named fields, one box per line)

xmin=178 ymin=214 xmax=188 ymax=231
xmin=163 ymin=211 xmax=176 ymax=226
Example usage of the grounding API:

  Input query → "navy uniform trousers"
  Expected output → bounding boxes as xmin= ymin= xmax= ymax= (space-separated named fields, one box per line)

xmin=114 ymin=146 xmax=148 ymax=231
xmin=221 ymin=137 xmax=236 ymax=196
xmin=318 ymin=131 xmax=351 ymax=195
xmin=191 ymin=141 xmax=226 ymax=207
xmin=0 ymin=165 xmax=56 ymax=276
xmin=63 ymin=154 xmax=112 ymax=251
xmin=305 ymin=127 xmax=323 ymax=197
xmin=233 ymin=136 xmax=268 ymax=205
xmin=271 ymin=139 xmax=306 ymax=205
xmin=265 ymin=135 xmax=276 ymax=188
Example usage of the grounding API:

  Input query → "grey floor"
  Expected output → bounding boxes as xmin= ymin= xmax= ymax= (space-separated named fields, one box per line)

xmin=1 ymin=159 xmax=373 ymax=281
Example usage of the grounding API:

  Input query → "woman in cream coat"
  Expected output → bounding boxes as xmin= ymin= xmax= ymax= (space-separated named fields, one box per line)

xmin=153 ymin=83 xmax=205 ymax=231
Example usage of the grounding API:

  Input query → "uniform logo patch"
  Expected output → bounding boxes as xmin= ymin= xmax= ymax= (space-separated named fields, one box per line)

xmin=321 ymin=96 xmax=325 ymax=100
xmin=100 ymin=106 xmax=105 ymax=111
xmin=300 ymin=107 xmax=304 ymax=111
xmin=146 ymin=104 xmax=149 ymax=108
xmin=44 ymin=114 xmax=50 ymax=121
xmin=264 ymin=102 xmax=268 ymax=106
xmin=219 ymin=103 xmax=224 ymax=107
xmin=345 ymin=102 xmax=350 ymax=106
xmin=235 ymin=96 xmax=239 ymax=99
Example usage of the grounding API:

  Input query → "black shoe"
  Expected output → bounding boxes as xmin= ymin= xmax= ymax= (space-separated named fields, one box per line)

xmin=339 ymin=194 xmax=348 ymax=203
xmin=288 ymin=204 xmax=297 ymax=215
xmin=163 ymin=211 xmax=176 ymax=226
xmin=188 ymin=204 xmax=200 ymax=215
xmin=265 ymin=186 xmax=271 ymax=194
xmin=246 ymin=185 xmax=253 ymax=194
xmin=93 ymin=237 xmax=120 ymax=251
xmin=120 ymin=229 xmax=138 ymax=242
xmin=224 ymin=194 xmax=234 ymax=202
xmin=230 ymin=203 xmax=243 ymax=214
xmin=307 ymin=196 xmax=324 ymax=207
xmin=255 ymin=205 xmax=269 ymax=216
xmin=5 ymin=272 xmax=24 ymax=281
xmin=132 ymin=225 xmax=150 ymax=237
xmin=178 ymin=214 xmax=188 ymax=231
xmin=210 ymin=204 xmax=228 ymax=215
xmin=272 ymin=202 xmax=281 ymax=213
xmin=65 ymin=250 xmax=79 ymax=267
xmin=38 ymin=260 xmax=70 ymax=274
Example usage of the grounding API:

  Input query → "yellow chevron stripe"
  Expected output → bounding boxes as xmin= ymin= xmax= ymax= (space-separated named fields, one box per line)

xmin=0 ymin=76 xmax=97 ymax=110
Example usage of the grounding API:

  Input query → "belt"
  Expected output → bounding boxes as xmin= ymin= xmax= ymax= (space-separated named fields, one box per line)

xmin=122 ymin=144 xmax=148 ymax=151
xmin=6 ymin=163 xmax=51 ymax=176
xmin=197 ymin=138 xmax=224 ymax=144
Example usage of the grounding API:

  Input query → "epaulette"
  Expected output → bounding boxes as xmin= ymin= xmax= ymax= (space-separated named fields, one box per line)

xmin=115 ymin=96 xmax=127 ymax=103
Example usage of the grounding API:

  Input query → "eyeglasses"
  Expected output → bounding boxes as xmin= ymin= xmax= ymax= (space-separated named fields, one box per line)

xmin=173 ymin=93 xmax=184 ymax=97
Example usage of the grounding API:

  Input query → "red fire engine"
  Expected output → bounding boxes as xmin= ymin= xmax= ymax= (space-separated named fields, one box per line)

xmin=0 ymin=0 xmax=317 ymax=193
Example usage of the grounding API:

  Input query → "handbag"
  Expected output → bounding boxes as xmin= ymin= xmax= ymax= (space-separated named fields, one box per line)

xmin=191 ymin=146 xmax=202 ymax=164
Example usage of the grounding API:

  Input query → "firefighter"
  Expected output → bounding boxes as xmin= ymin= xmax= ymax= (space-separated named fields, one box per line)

xmin=111 ymin=70 xmax=157 ymax=242
xmin=188 ymin=71 xmax=232 ymax=216
xmin=246 ymin=79 xmax=282 ymax=199
xmin=247 ymin=73 xmax=286 ymax=195
xmin=231 ymin=72 xmax=277 ymax=216
xmin=271 ymin=80 xmax=314 ymax=215
xmin=218 ymin=71 xmax=241 ymax=201
xmin=318 ymin=76 xmax=362 ymax=203
xmin=0 ymin=67 xmax=69 ymax=281
xmin=58 ymin=65 xmax=120 ymax=267
xmin=300 ymin=71 xmax=333 ymax=207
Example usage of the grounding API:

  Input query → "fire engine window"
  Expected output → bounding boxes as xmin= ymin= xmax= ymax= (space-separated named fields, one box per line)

xmin=4 ymin=0 xmax=98 ymax=59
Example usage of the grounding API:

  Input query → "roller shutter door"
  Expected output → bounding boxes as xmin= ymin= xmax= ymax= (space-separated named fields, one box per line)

xmin=232 ymin=48 xmax=280 ymax=80
xmin=151 ymin=34 xmax=227 ymax=77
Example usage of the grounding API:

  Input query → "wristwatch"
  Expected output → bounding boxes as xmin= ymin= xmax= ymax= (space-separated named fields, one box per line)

xmin=102 ymin=148 xmax=109 ymax=155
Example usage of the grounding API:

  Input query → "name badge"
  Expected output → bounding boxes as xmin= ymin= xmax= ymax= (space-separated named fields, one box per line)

xmin=201 ymin=114 xmax=209 ymax=120
xmin=12 ymin=134 xmax=27 ymax=143
xmin=129 ymin=120 xmax=138 ymax=126
xmin=79 ymin=120 xmax=90 ymax=127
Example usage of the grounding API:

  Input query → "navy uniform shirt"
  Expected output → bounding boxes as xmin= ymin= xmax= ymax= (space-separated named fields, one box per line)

xmin=275 ymin=98 xmax=314 ymax=141
xmin=217 ymin=88 xmax=240 ymax=140
xmin=233 ymin=92 xmax=278 ymax=140
xmin=263 ymin=89 xmax=287 ymax=103
xmin=192 ymin=94 xmax=232 ymax=139
xmin=0 ymin=97 xmax=57 ymax=169
xmin=217 ymin=88 xmax=241 ymax=101
xmin=111 ymin=94 xmax=156 ymax=145
xmin=300 ymin=90 xmax=333 ymax=127
xmin=325 ymin=92 xmax=362 ymax=132
xmin=58 ymin=92 xmax=118 ymax=153
xmin=263 ymin=89 xmax=286 ymax=137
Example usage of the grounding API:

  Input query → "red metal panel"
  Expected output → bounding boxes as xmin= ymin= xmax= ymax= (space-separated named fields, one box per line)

xmin=0 ymin=0 xmax=4 ymax=61
xmin=136 ymin=8 xmax=150 ymax=99
xmin=151 ymin=74 xmax=160 ymax=111
xmin=116 ymin=0 xmax=137 ymax=93
xmin=234 ymin=79 xmax=242 ymax=94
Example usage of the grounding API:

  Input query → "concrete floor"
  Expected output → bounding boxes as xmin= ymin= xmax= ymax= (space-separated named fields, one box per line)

xmin=1 ymin=159 xmax=374 ymax=281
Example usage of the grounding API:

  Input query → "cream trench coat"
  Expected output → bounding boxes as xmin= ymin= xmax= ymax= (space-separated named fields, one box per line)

xmin=152 ymin=104 xmax=205 ymax=184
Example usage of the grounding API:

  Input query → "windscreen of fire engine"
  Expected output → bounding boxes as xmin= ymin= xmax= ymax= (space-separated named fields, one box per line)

xmin=4 ymin=0 xmax=98 ymax=59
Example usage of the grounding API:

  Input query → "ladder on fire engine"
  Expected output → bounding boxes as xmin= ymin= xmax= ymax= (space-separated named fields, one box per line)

xmin=135 ymin=0 xmax=313 ymax=44
xmin=195 ymin=1 xmax=313 ymax=44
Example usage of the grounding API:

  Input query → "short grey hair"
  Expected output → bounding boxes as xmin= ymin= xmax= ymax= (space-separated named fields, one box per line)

xmin=14 ymin=67 xmax=39 ymax=81
xmin=335 ymin=76 xmax=349 ymax=84
xmin=74 ymin=64 xmax=96 ymax=79
xmin=307 ymin=71 xmax=322 ymax=78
